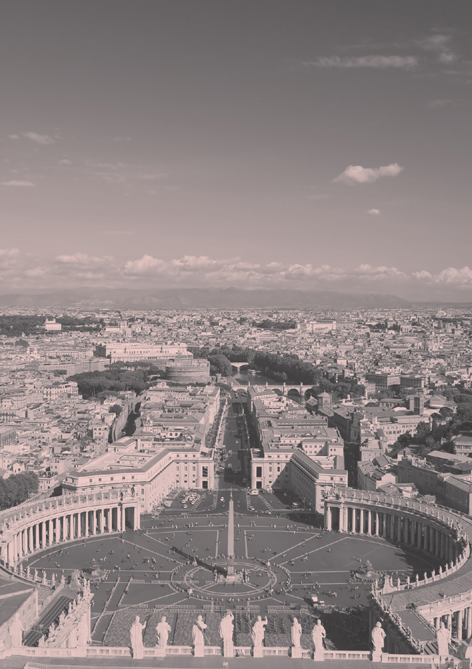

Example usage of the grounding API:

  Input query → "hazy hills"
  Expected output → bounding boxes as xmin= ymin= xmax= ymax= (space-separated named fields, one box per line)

xmin=0 ymin=288 xmax=411 ymax=310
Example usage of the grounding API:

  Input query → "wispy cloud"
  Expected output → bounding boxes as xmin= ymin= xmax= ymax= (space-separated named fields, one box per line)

xmin=334 ymin=164 xmax=403 ymax=185
xmin=367 ymin=208 xmax=380 ymax=216
xmin=22 ymin=132 xmax=56 ymax=145
xmin=304 ymin=55 xmax=418 ymax=69
xmin=3 ymin=250 xmax=472 ymax=299
xmin=1 ymin=180 xmax=35 ymax=187
xmin=418 ymin=33 xmax=456 ymax=64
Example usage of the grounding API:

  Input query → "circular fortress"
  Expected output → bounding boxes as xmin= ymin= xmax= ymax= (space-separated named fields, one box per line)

xmin=165 ymin=359 xmax=210 ymax=384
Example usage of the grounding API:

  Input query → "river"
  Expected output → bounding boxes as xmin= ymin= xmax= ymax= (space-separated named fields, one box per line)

xmin=232 ymin=369 xmax=279 ymax=386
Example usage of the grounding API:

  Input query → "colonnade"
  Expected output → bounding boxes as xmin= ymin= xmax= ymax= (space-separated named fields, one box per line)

xmin=325 ymin=503 xmax=457 ymax=564
xmin=0 ymin=493 xmax=140 ymax=568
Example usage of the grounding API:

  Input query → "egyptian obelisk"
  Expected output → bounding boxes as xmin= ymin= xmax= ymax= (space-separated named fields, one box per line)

xmin=226 ymin=491 xmax=235 ymax=579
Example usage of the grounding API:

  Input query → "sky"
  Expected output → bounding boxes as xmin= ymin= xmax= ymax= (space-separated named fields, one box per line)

xmin=1 ymin=0 xmax=472 ymax=301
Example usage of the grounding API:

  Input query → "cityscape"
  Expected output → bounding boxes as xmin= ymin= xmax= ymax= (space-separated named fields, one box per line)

xmin=1 ymin=1 xmax=472 ymax=668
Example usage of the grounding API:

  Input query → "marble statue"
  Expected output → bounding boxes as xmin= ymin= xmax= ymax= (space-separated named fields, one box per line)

xmin=251 ymin=615 xmax=268 ymax=647
xmin=130 ymin=616 xmax=145 ymax=659
xmin=219 ymin=611 xmax=234 ymax=644
xmin=311 ymin=619 xmax=326 ymax=653
xmin=9 ymin=613 xmax=24 ymax=647
xmin=291 ymin=617 xmax=302 ymax=648
xmin=436 ymin=622 xmax=450 ymax=657
xmin=219 ymin=611 xmax=234 ymax=655
xmin=192 ymin=615 xmax=207 ymax=647
xmin=371 ymin=622 xmax=386 ymax=653
xmin=156 ymin=616 xmax=171 ymax=648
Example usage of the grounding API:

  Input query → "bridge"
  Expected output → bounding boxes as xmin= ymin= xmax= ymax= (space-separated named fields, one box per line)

xmin=230 ymin=362 xmax=250 ymax=371
xmin=247 ymin=382 xmax=316 ymax=398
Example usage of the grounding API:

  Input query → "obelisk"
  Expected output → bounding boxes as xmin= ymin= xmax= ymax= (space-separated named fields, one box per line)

xmin=226 ymin=492 xmax=235 ymax=579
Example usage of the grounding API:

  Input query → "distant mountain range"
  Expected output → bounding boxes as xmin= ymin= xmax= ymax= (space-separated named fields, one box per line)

xmin=0 ymin=287 xmax=412 ymax=309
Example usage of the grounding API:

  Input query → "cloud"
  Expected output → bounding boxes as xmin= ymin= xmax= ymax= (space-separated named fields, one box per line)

xmin=59 ymin=158 xmax=71 ymax=165
xmin=418 ymin=33 xmax=456 ymax=64
xmin=413 ymin=267 xmax=472 ymax=286
xmin=334 ymin=163 xmax=403 ymax=185
xmin=3 ymin=250 xmax=472 ymax=300
xmin=304 ymin=55 xmax=418 ymax=69
xmin=23 ymin=132 xmax=56 ymax=145
xmin=8 ymin=134 xmax=19 ymax=140
xmin=367 ymin=209 xmax=380 ymax=216
xmin=1 ymin=180 xmax=35 ymax=187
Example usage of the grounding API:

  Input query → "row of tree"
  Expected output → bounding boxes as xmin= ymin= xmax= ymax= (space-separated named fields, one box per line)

xmin=0 ymin=472 xmax=39 ymax=510
xmin=254 ymin=319 xmax=297 ymax=330
xmin=190 ymin=345 xmax=365 ymax=399
xmin=68 ymin=362 xmax=165 ymax=399
xmin=0 ymin=316 xmax=44 ymax=337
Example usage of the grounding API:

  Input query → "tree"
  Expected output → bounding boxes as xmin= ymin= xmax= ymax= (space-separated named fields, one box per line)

xmin=0 ymin=472 xmax=39 ymax=510
xmin=208 ymin=354 xmax=233 ymax=377
xmin=109 ymin=404 xmax=122 ymax=415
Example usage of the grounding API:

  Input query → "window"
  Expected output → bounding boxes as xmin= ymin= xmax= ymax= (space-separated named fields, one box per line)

xmin=202 ymin=467 xmax=208 ymax=478
xmin=256 ymin=467 xmax=262 ymax=478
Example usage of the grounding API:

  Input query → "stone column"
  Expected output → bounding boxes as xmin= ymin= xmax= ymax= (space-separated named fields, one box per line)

xmin=357 ymin=509 xmax=363 ymax=534
xmin=34 ymin=524 xmax=38 ymax=551
xmin=457 ymin=609 xmax=464 ymax=640
xmin=326 ymin=505 xmax=332 ymax=531
xmin=467 ymin=607 xmax=472 ymax=639
xmin=365 ymin=510 xmax=371 ymax=535
xmin=85 ymin=510 xmax=89 ymax=537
